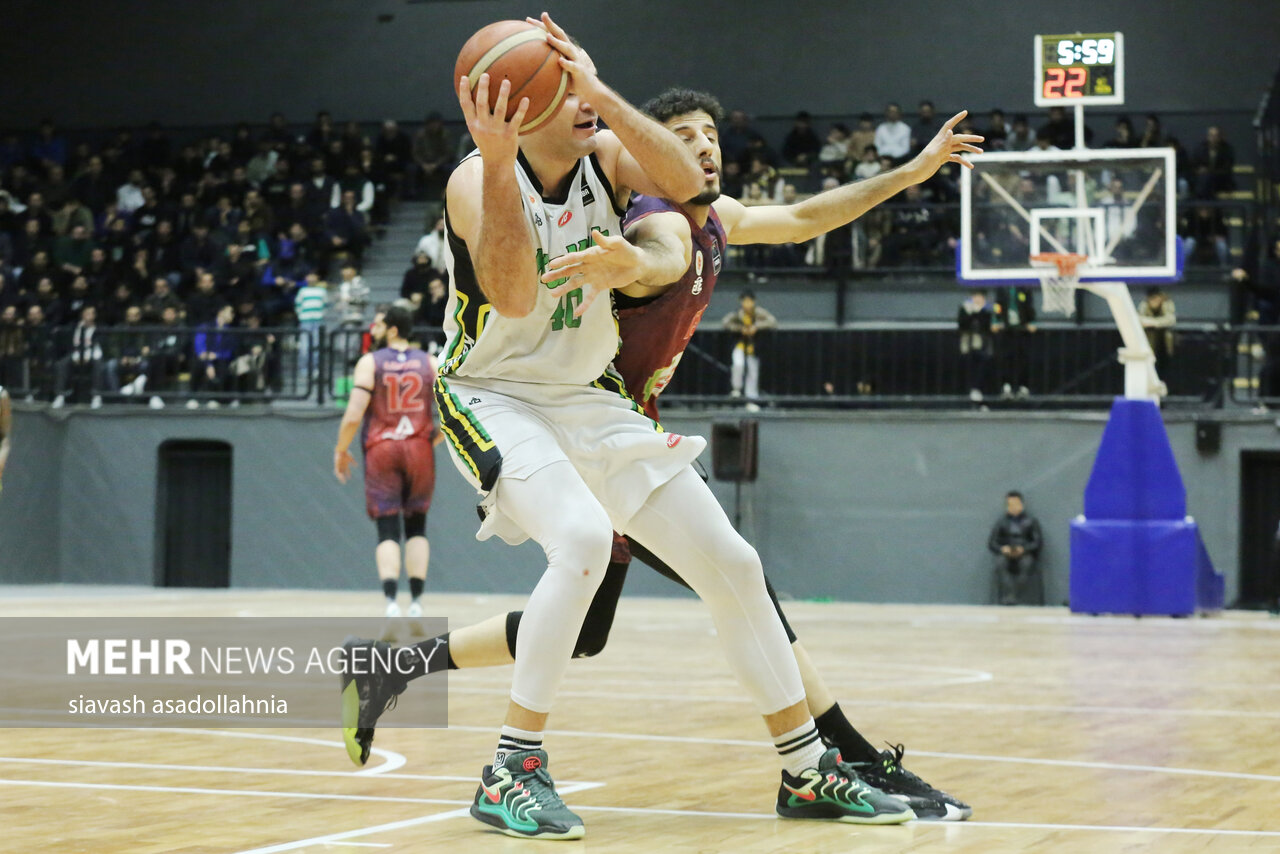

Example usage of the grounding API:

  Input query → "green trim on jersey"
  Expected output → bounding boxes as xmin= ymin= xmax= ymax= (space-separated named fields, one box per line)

xmin=434 ymin=377 xmax=502 ymax=490
xmin=593 ymin=366 xmax=660 ymax=431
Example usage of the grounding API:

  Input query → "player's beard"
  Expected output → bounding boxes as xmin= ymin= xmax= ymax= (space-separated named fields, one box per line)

xmin=690 ymin=185 xmax=722 ymax=205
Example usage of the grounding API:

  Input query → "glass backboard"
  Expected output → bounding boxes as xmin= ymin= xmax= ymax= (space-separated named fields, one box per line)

xmin=958 ymin=148 xmax=1178 ymax=283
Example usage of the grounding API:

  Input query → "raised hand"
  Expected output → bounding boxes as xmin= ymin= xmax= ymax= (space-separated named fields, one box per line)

xmin=912 ymin=110 xmax=984 ymax=179
xmin=456 ymin=72 xmax=530 ymax=166
xmin=526 ymin=12 xmax=603 ymax=102
xmin=541 ymin=230 xmax=645 ymax=318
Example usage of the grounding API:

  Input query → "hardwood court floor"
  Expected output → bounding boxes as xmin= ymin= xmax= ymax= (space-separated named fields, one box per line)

xmin=3 ymin=587 xmax=1279 ymax=853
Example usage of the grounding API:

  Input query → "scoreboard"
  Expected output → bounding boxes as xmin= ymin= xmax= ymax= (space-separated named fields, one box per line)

xmin=1034 ymin=32 xmax=1124 ymax=107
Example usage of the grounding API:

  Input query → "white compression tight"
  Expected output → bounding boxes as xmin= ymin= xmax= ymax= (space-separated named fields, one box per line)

xmin=500 ymin=461 xmax=614 ymax=714
xmin=625 ymin=467 xmax=805 ymax=715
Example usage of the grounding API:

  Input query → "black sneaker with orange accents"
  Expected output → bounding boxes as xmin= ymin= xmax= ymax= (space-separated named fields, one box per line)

xmin=776 ymin=747 xmax=915 ymax=824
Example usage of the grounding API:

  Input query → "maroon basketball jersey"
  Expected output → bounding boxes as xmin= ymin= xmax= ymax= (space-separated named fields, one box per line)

xmin=615 ymin=195 xmax=726 ymax=420
xmin=363 ymin=347 xmax=437 ymax=450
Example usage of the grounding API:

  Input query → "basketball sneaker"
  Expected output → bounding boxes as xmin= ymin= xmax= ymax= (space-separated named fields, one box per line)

xmin=339 ymin=637 xmax=406 ymax=766
xmin=776 ymin=747 xmax=915 ymax=824
xmin=470 ymin=749 xmax=585 ymax=840
xmin=843 ymin=744 xmax=972 ymax=821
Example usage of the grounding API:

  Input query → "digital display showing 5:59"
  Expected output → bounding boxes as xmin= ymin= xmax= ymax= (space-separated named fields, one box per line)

xmin=1034 ymin=32 xmax=1124 ymax=107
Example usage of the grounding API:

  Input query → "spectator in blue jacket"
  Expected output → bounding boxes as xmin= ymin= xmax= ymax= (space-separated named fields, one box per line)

xmin=192 ymin=303 xmax=237 ymax=405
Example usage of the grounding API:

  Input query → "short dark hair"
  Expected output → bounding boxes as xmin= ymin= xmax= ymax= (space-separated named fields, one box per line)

xmin=383 ymin=305 xmax=414 ymax=340
xmin=1006 ymin=490 xmax=1023 ymax=500
xmin=740 ymin=290 xmax=755 ymax=301
xmin=640 ymin=88 xmax=724 ymax=125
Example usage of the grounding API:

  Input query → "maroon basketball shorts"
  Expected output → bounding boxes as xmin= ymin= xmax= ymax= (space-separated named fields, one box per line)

xmin=364 ymin=438 xmax=436 ymax=519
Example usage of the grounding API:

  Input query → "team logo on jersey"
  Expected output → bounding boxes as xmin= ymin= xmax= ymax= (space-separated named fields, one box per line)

xmin=558 ymin=210 xmax=573 ymax=228
xmin=710 ymin=241 xmax=722 ymax=274
xmin=527 ymin=193 xmax=539 ymax=207
xmin=695 ymin=251 xmax=704 ymax=276
xmin=580 ymin=177 xmax=595 ymax=208
xmin=666 ymin=434 xmax=683 ymax=448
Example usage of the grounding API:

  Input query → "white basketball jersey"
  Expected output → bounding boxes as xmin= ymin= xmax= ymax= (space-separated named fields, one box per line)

xmin=440 ymin=150 xmax=625 ymax=386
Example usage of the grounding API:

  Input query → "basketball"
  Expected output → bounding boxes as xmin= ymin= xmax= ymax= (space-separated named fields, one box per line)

xmin=455 ymin=20 xmax=570 ymax=134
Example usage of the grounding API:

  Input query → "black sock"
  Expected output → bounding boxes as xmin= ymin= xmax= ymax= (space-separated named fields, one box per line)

xmin=408 ymin=577 xmax=424 ymax=600
xmin=814 ymin=703 xmax=881 ymax=764
xmin=394 ymin=632 xmax=453 ymax=682
xmin=382 ymin=579 xmax=398 ymax=601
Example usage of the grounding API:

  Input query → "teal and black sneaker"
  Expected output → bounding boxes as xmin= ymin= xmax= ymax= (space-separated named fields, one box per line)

xmin=339 ymin=637 xmax=406 ymax=766
xmin=471 ymin=749 xmax=585 ymax=840
xmin=844 ymin=744 xmax=972 ymax=821
xmin=777 ymin=747 xmax=915 ymax=825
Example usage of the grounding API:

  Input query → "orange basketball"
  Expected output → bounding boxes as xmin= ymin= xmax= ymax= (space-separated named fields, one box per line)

xmin=455 ymin=20 xmax=570 ymax=135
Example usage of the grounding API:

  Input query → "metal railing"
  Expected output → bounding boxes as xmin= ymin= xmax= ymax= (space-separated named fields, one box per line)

xmin=1 ymin=321 xmax=1253 ymax=411
xmin=660 ymin=323 xmax=1226 ymax=409
xmin=1 ymin=325 xmax=319 ymax=404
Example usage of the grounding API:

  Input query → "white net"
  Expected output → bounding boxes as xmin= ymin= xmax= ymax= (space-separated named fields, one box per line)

xmin=1033 ymin=253 xmax=1086 ymax=317
xmin=1040 ymin=272 xmax=1080 ymax=316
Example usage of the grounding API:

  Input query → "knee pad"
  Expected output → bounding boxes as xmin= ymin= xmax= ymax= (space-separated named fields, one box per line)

xmin=375 ymin=515 xmax=401 ymax=544
xmin=403 ymin=513 xmax=426 ymax=539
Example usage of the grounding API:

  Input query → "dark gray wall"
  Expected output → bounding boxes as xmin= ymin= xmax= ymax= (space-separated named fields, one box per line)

xmin=0 ymin=412 xmax=63 ymax=582
xmin=2 ymin=405 xmax=1274 ymax=607
xmin=2 ymin=0 xmax=1275 ymax=128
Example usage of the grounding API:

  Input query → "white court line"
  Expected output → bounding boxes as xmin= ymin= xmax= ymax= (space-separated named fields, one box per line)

xmin=233 ymin=806 xmax=474 ymax=854
xmin=4 ymin=773 xmax=1278 ymax=843
xmin=123 ymin=727 xmax=407 ymax=776
xmin=443 ymin=725 xmax=1280 ymax=785
xmin=0 ymin=755 xmax=596 ymax=786
xmin=445 ymin=685 xmax=1280 ymax=719
xmin=0 ymin=777 xmax=478 ymax=806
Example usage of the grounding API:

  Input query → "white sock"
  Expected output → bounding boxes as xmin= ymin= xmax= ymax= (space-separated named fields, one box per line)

xmin=774 ymin=720 xmax=826 ymax=776
xmin=494 ymin=724 xmax=543 ymax=767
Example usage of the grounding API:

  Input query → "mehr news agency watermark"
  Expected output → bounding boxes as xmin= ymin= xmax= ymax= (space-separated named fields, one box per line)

xmin=0 ymin=618 xmax=448 ymax=727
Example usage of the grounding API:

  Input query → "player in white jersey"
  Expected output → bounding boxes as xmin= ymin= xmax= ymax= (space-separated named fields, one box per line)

xmin=343 ymin=14 xmax=910 ymax=840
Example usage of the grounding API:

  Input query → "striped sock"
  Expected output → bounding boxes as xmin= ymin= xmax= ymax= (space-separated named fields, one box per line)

xmin=494 ymin=725 xmax=543 ymax=768
xmin=774 ymin=720 xmax=826 ymax=777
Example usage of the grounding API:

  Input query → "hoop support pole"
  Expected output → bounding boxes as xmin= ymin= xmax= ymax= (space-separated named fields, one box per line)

xmin=1079 ymin=281 xmax=1166 ymax=401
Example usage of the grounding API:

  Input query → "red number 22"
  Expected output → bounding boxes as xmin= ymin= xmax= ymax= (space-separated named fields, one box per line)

xmin=1044 ymin=67 xmax=1088 ymax=99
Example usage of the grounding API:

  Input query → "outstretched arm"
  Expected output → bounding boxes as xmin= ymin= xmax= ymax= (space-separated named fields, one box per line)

xmin=531 ymin=14 xmax=702 ymax=205
xmin=540 ymin=212 xmax=692 ymax=317
xmin=448 ymin=73 xmax=538 ymax=318
xmin=718 ymin=111 xmax=983 ymax=246
xmin=334 ymin=354 xmax=375 ymax=483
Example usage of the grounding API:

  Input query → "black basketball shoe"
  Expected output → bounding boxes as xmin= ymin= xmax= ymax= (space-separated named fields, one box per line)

xmin=843 ymin=744 xmax=972 ymax=821
xmin=339 ymin=637 xmax=406 ymax=766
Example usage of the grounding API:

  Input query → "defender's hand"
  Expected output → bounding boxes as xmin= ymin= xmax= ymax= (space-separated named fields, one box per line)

xmin=909 ymin=111 xmax=984 ymax=180
xmin=457 ymin=72 xmax=530 ymax=163
xmin=541 ymin=230 xmax=644 ymax=318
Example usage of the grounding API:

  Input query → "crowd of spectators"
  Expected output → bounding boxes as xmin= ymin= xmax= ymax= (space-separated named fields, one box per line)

xmin=0 ymin=111 xmax=452 ymax=402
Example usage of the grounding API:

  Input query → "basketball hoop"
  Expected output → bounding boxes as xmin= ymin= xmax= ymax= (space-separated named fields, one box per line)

xmin=1031 ymin=252 xmax=1088 ymax=317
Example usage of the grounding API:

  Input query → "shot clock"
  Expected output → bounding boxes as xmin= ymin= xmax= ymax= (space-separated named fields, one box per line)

xmin=1033 ymin=32 xmax=1124 ymax=107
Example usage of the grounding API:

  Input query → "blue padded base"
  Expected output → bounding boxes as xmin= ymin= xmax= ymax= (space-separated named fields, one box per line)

xmin=1070 ymin=519 xmax=1224 ymax=616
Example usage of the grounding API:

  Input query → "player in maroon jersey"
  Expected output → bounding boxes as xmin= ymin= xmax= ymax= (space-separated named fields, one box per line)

xmin=334 ymin=304 xmax=442 ymax=619
xmin=342 ymin=90 xmax=980 ymax=821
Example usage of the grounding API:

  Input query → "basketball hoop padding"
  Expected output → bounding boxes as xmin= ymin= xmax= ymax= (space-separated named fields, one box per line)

xmin=1069 ymin=399 xmax=1224 ymax=615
